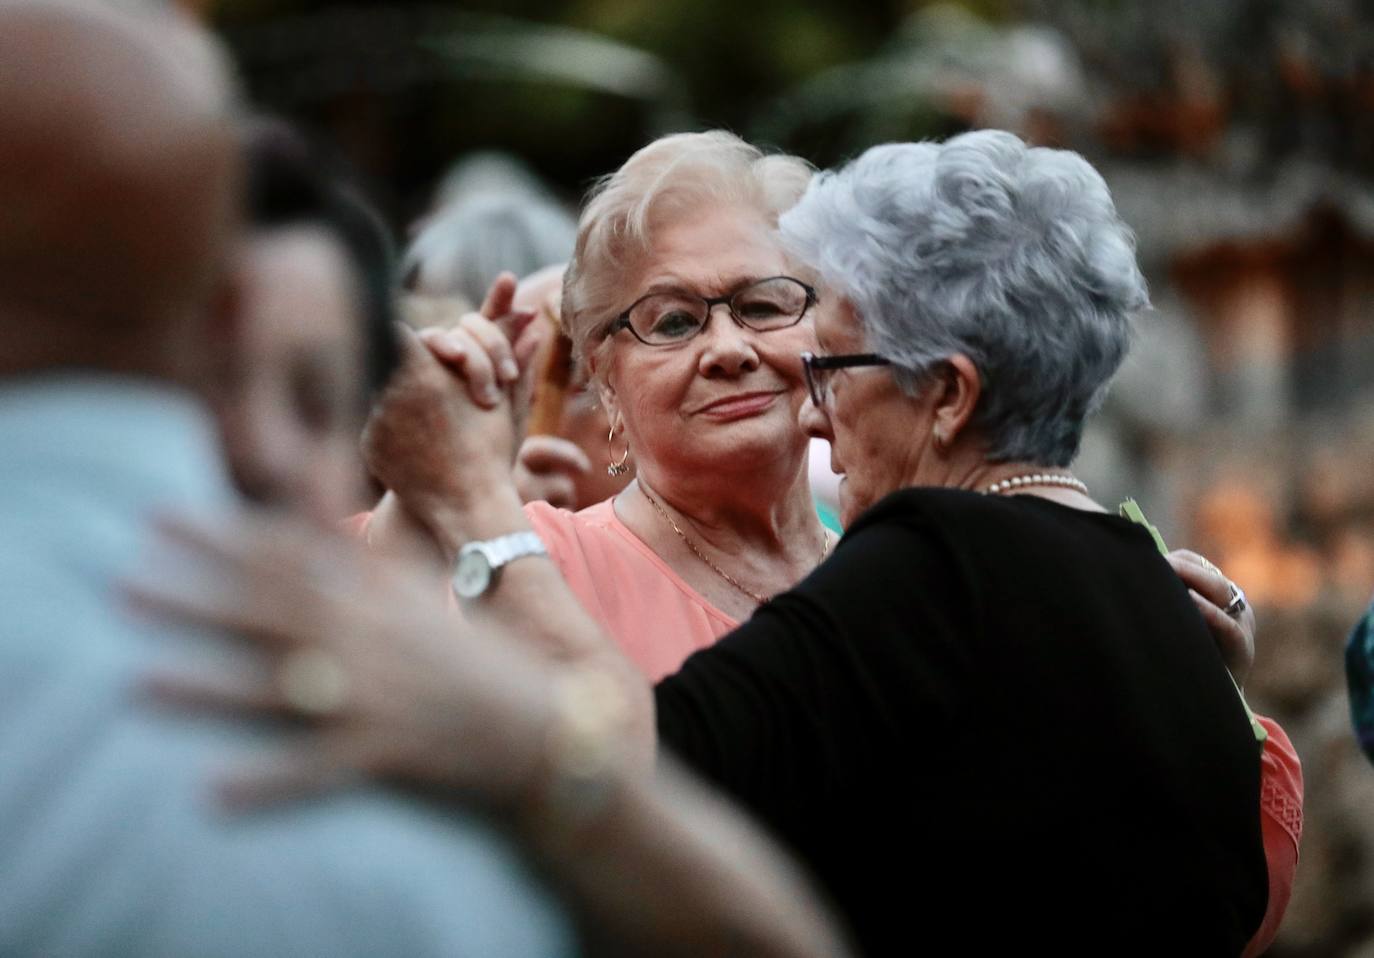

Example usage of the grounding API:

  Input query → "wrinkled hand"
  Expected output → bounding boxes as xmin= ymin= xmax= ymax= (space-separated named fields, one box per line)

xmin=363 ymin=274 xmax=549 ymax=520
xmin=513 ymin=435 xmax=592 ymax=510
xmin=1167 ymin=549 xmax=1256 ymax=690
xmin=411 ymin=273 xmax=549 ymax=432
xmin=362 ymin=323 xmax=519 ymax=518
xmin=124 ymin=510 xmax=558 ymax=811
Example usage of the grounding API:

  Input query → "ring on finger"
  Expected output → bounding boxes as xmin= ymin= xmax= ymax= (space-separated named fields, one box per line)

xmin=1223 ymin=581 xmax=1248 ymax=617
xmin=277 ymin=648 xmax=350 ymax=718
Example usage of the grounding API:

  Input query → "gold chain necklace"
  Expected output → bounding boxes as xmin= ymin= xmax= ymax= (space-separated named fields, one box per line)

xmin=639 ymin=484 xmax=830 ymax=605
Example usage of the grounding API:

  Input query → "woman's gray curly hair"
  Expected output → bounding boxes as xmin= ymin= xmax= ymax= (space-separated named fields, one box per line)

xmin=780 ymin=129 xmax=1149 ymax=467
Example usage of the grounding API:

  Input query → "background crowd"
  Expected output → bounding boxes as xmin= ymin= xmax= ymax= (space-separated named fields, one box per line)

xmin=209 ymin=3 xmax=1374 ymax=954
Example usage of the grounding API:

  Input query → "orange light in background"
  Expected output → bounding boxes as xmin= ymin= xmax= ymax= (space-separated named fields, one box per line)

xmin=1330 ymin=529 xmax=1374 ymax=608
xmin=1194 ymin=481 xmax=1323 ymax=609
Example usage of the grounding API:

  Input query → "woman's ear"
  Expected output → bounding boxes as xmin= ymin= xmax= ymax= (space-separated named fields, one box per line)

xmin=590 ymin=349 xmax=618 ymax=424
xmin=932 ymin=353 xmax=981 ymax=451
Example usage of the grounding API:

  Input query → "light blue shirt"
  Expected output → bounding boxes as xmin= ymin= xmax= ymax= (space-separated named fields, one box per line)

xmin=0 ymin=375 xmax=574 ymax=957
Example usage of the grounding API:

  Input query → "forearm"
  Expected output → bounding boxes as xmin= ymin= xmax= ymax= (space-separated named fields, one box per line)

xmin=366 ymin=492 xmax=448 ymax=568
xmin=437 ymin=584 xmax=849 ymax=956
xmin=415 ymin=478 xmax=657 ymax=765
xmin=523 ymin=756 xmax=853 ymax=958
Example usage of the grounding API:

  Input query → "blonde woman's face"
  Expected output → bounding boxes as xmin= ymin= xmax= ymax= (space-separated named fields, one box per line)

xmin=596 ymin=203 xmax=816 ymax=483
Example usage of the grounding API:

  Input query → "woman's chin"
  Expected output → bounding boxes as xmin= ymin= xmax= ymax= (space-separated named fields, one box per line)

xmin=838 ymin=478 xmax=857 ymax=527
xmin=837 ymin=477 xmax=876 ymax=528
xmin=690 ymin=411 xmax=805 ymax=459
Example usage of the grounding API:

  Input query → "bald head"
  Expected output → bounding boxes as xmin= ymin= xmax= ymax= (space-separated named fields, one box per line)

xmin=0 ymin=0 xmax=240 ymax=378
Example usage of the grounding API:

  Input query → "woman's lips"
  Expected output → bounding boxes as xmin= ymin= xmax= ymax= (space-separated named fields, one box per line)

xmin=696 ymin=391 xmax=782 ymax=421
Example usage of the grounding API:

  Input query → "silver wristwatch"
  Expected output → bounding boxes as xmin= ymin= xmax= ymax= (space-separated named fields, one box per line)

xmin=451 ymin=531 xmax=548 ymax=600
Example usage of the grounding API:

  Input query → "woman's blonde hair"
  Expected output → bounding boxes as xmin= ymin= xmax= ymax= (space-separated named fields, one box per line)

xmin=562 ymin=131 xmax=813 ymax=368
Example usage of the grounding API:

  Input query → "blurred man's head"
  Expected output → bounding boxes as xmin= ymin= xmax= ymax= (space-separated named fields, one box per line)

xmin=213 ymin=122 xmax=399 ymax=520
xmin=0 ymin=0 xmax=239 ymax=385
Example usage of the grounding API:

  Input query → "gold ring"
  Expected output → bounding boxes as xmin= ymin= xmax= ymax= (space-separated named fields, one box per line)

xmin=277 ymin=648 xmax=350 ymax=718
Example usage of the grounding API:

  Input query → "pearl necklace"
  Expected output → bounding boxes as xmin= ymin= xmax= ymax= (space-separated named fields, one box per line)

xmin=639 ymin=485 xmax=830 ymax=605
xmin=985 ymin=472 xmax=1089 ymax=496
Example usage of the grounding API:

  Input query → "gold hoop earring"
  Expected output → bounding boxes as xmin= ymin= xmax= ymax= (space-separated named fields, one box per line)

xmin=607 ymin=426 xmax=631 ymax=477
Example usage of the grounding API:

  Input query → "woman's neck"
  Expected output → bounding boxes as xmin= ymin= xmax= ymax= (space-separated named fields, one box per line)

xmin=950 ymin=458 xmax=1105 ymax=513
xmin=615 ymin=451 xmax=831 ymax=615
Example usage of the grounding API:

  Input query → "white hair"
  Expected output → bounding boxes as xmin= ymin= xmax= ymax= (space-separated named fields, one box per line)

xmin=780 ymin=129 xmax=1149 ymax=466
xmin=404 ymin=193 xmax=576 ymax=306
xmin=562 ymin=131 xmax=814 ymax=368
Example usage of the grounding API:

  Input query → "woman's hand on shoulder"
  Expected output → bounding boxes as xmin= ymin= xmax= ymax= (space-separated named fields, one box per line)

xmin=1167 ymin=549 xmax=1256 ymax=690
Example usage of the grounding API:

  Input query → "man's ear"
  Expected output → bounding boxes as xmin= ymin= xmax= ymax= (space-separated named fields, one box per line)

xmin=932 ymin=353 xmax=981 ymax=449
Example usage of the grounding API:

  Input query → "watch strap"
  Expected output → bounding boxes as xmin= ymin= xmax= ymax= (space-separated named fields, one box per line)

xmin=471 ymin=530 xmax=547 ymax=570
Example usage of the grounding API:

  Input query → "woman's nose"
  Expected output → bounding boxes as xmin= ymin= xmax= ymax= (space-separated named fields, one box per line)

xmin=696 ymin=305 xmax=761 ymax=377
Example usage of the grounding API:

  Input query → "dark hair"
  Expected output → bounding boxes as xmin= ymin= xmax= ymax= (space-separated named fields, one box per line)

xmin=242 ymin=118 xmax=400 ymax=397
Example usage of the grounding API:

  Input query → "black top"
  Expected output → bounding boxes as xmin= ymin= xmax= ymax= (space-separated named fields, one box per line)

xmin=656 ymin=487 xmax=1268 ymax=955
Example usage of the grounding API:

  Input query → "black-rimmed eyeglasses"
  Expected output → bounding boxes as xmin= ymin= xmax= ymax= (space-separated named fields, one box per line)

xmin=608 ymin=276 xmax=816 ymax=347
xmin=801 ymin=351 xmax=892 ymax=408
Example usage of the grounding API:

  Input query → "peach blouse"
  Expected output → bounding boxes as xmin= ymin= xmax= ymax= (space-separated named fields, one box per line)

xmin=523 ymin=498 xmax=739 ymax=682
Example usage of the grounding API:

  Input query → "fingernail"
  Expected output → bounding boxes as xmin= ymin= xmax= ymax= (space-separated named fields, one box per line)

xmin=501 ymin=359 xmax=519 ymax=381
xmin=485 ymin=384 xmax=502 ymax=404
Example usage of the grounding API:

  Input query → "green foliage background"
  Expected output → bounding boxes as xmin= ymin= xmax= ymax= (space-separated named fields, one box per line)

xmin=213 ymin=0 xmax=1013 ymax=218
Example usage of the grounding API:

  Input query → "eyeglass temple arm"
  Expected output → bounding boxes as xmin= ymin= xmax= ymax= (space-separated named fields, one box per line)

xmin=807 ymin=353 xmax=891 ymax=370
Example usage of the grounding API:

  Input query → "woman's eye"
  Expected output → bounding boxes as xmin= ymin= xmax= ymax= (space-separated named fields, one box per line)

xmin=651 ymin=311 xmax=701 ymax=338
xmin=735 ymin=297 xmax=786 ymax=318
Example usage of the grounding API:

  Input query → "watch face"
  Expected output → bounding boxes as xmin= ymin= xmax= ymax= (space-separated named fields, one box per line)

xmin=452 ymin=549 xmax=493 ymax=599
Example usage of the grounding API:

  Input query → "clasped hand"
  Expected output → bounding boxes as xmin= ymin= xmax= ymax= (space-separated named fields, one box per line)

xmin=362 ymin=272 xmax=545 ymax=514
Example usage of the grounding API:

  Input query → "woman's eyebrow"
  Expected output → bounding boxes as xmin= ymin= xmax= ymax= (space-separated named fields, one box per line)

xmin=634 ymin=279 xmax=697 ymax=297
xmin=636 ymin=273 xmax=769 ymax=298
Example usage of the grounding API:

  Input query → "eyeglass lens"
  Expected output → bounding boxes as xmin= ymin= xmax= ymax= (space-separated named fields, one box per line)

xmin=626 ymin=277 xmax=809 ymax=345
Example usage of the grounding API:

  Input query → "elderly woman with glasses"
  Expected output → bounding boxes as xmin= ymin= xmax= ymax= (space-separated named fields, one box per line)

xmin=363 ymin=131 xmax=836 ymax=680
xmin=642 ymin=131 xmax=1274 ymax=952
xmin=144 ymin=131 xmax=1299 ymax=955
